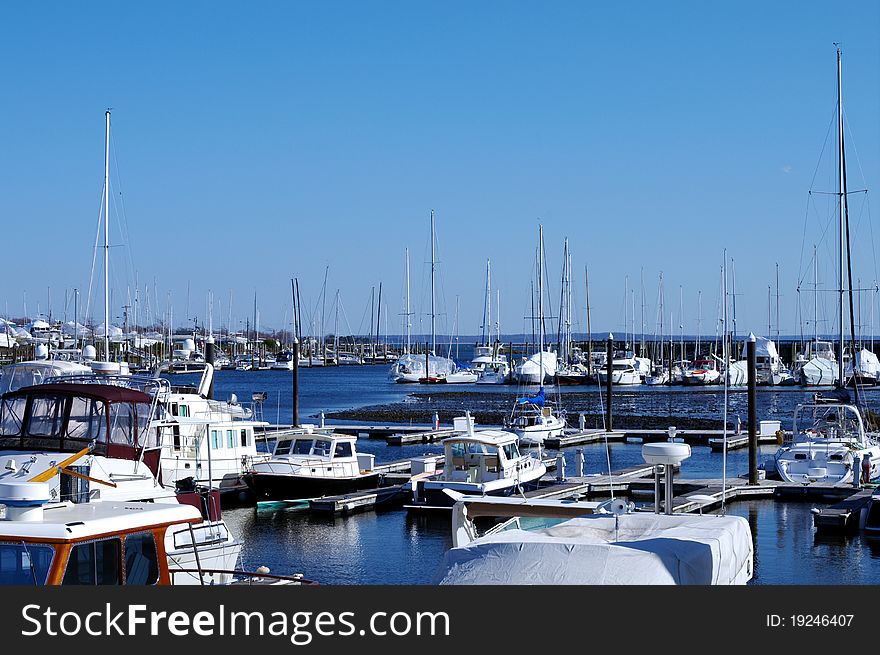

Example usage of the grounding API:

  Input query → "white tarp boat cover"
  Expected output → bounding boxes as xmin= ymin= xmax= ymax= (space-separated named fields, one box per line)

xmin=433 ymin=513 xmax=753 ymax=585
xmin=739 ymin=336 xmax=778 ymax=359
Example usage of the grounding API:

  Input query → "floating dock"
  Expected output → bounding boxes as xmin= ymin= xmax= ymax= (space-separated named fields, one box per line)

xmin=811 ymin=487 xmax=874 ymax=534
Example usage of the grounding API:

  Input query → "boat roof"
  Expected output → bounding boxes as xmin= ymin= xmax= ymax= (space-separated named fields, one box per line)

xmin=442 ymin=429 xmax=519 ymax=446
xmin=0 ymin=501 xmax=201 ymax=541
xmin=5 ymin=383 xmax=152 ymax=404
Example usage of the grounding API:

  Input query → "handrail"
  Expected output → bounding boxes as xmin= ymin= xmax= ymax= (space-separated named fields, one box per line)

xmin=172 ymin=568 xmax=318 ymax=585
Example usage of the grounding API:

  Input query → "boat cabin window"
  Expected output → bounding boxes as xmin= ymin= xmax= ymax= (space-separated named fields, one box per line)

xmin=274 ymin=439 xmax=292 ymax=455
xmin=0 ymin=542 xmax=55 ymax=585
xmin=334 ymin=441 xmax=353 ymax=458
xmin=227 ymin=430 xmax=234 ymax=448
xmin=26 ymin=395 xmax=66 ymax=437
xmin=240 ymin=429 xmax=248 ymax=447
xmin=108 ymin=402 xmax=137 ymax=445
xmin=211 ymin=430 xmax=221 ymax=449
xmin=66 ymin=396 xmax=106 ymax=441
xmin=312 ymin=439 xmax=332 ymax=457
xmin=291 ymin=439 xmax=314 ymax=455
xmin=0 ymin=396 xmax=26 ymax=436
xmin=123 ymin=532 xmax=159 ymax=585
xmin=501 ymin=442 xmax=520 ymax=461
xmin=62 ymin=538 xmax=121 ymax=585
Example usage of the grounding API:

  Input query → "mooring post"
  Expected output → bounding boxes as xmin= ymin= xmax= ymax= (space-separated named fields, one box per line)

xmin=605 ymin=333 xmax=613 ymax=432
xmin=292 ymin=337 xmax=300 ymax=428
xmin=575 ymin=449 xmax=584 ymax=477
xmin=747 ymin=333 xmax=758 ymax=485
xmin=556 ymin=453 xmax=566 ymax=482
xmin=654 ymin=465 xmax=662 ymax=514
xmin=204 ymin=335 xmax=215 ymax=400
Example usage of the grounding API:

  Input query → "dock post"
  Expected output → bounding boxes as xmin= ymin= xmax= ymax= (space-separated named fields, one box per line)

xmin=292 ymin=337 xmax=300 ymax=427
xmin=654 ymin=465 xmax=662 ymax=514
xmin=747 ymin=333 xmax=757 ymax=485
xmin=575 ymin=449 xmax=584 ymax=477
xmin=579 ymin=412 xmax=585 ymax=431
xmin=204 ymin=335 xmax=215 ymax=400
xmin=853 ymin=453 xmax=862 ymax=489
xmin=433 ymin=411 xmax=440 ymax=430
xmin=320 ymin=411 xmax=325 ymax=428
xmin=605 ymin=333 xmax=613 ymax=431
xmin=556 ymin=454 xmax=566 ymax=482
xmin=664 ymin=464 xmax=674 ymax=515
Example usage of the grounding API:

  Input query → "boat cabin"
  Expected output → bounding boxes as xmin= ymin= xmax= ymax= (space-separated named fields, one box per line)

xmin=0 ymin=383 xmax=159 ymax=462
xmin=791 ymin=402 xmax=867 ymax=445
xmin=0 ymin=481 xmax=201 ymax=586
xmin=267 ymin=432 xmax=374 ymax=476
xmin=441 ymin=431 xmax=524 ymax=484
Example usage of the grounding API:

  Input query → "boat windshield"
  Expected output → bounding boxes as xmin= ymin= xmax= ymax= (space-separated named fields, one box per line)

xmin=0 ymin=542 xmax=55 ymax=585
xmin=501 ymin=442 xmax=520 ymax=461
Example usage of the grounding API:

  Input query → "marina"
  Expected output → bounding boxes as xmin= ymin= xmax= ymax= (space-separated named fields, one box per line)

xmin=3 ymin=4 xmax=880 ymax=598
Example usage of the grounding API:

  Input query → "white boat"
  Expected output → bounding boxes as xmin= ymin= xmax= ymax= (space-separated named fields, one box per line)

xmin=156 ymin=364 xmax=271 ymax=504
xmin=389 ymin=211 xmax=455 ymax=382
xmin=597 ymin=350 xmax=642 ymax=385
xmin=389 ymin=352 xmax=455 ymax=383
xmin=797 ymin=341 xmax=838 ymax=386
xmin=512 ymin=349 xmax=557 ymax=384
xmin=644 ymin=365 xmax=670 ymax=386
xmin=846 ymin=348 xmax=880 ymax=387
xmin=774 ymin=393 xmax=880 ymax=485
xmin=506 ymin=226 xmax=566 ymax=446
xmin=0 ymin=480 xmax=313 ymax=586
xmin=0 ymin=346 xmax=94 ymax=394
xmin=471 ymin=345 xmax=510 ymax=384
xmin=406 ymin=422 xmax=547 ymax=511
xmin=726 ymin=336 xmax=794 ymax=386
xmin=433 ymin=442 xmax=753 ymax=585
xmin=0 ymin=374 xmax=242 ymax=584
xmin=242 ymin=430 xmax=380 ymax=503
xmin=504 ymin=387 xmax=566 ymax=446
xmin=682 ymin=358 xmax=722 ymax=385
xmin=270 ymin=350 xmax=294 ymax=370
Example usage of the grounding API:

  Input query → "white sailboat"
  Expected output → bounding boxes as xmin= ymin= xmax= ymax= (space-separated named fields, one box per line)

xmin=774 ymin=47 xmax=880 ymax=486
xmin=389 ymin=213 xmax=456 ymax=383
xmin=506 ymin=226 xmax=565 ymax=446
xmin=473 ymin=260 xmax=511 ymax=384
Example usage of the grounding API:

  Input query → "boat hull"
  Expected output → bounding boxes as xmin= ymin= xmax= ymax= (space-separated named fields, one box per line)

xmin=243 ymin=471 xmax=382 ymax=502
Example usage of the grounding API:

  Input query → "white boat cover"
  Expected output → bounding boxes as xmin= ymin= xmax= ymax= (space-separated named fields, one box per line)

xmin=433 ymin=513 xmax=753 ymax=585
xmin=739 ymin=336 xmax=778 ymax=360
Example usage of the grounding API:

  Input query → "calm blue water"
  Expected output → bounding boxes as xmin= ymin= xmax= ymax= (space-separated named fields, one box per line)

xmin=170 ymin=364 xmax=880 ymax=585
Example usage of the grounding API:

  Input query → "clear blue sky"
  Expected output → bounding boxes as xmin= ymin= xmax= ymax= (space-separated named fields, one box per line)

xmin=1 ymin=1 xmax=879 ymax=343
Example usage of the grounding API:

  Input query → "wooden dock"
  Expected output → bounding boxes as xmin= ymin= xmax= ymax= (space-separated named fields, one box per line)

xmin=385 ymin=428 xmax=457 ymax=446
xmin=811 ymin=487 xmax=874 ymax=534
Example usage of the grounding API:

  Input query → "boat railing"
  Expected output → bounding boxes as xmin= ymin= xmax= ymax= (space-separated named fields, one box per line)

xmin=172 ymin=568 xmax=317 ymax=586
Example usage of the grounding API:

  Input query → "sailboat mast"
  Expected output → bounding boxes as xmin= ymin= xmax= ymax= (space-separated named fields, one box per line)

xmin=775 ymin=263 xmax=780 ymax=342
xmin=430 ymin=209 xmax=436 ymax=354
xmin=585 ymin=266 xmax=592 ymax=376
xmin=405 ymin=248 xmax=411 ymax=354
xmin=103 ymin=109 xmax=111 ymax=362
xmin=487 ymin=259 xmax=492 ymax=346
xmin=837 ymin=46 xmax=845 ymax=385
xmin=538 ymin=225 xmax=544 ymax=389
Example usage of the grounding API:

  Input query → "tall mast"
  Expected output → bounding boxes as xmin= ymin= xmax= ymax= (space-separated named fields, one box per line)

xmin=102 ymin=109 xmax=111 ymax=361
xmin=430 ymin=209 xmax=436 ymax=354
xmin=775 ymin=263 xmax=780 ymax=342
xmin=481 ymin=259 xmax=490 ymax=346
xmin=837 ymin=45 xmax=845 ymax=385
xmin=585 ymin=266 xmax=592 ymax=376
xmin=405 ymin=248 xmax=411 ymax=354
xmin=813 ymin=244 xmax=818 ymax=346
xmin=538 ymin=224 xmax=545 ymax=389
